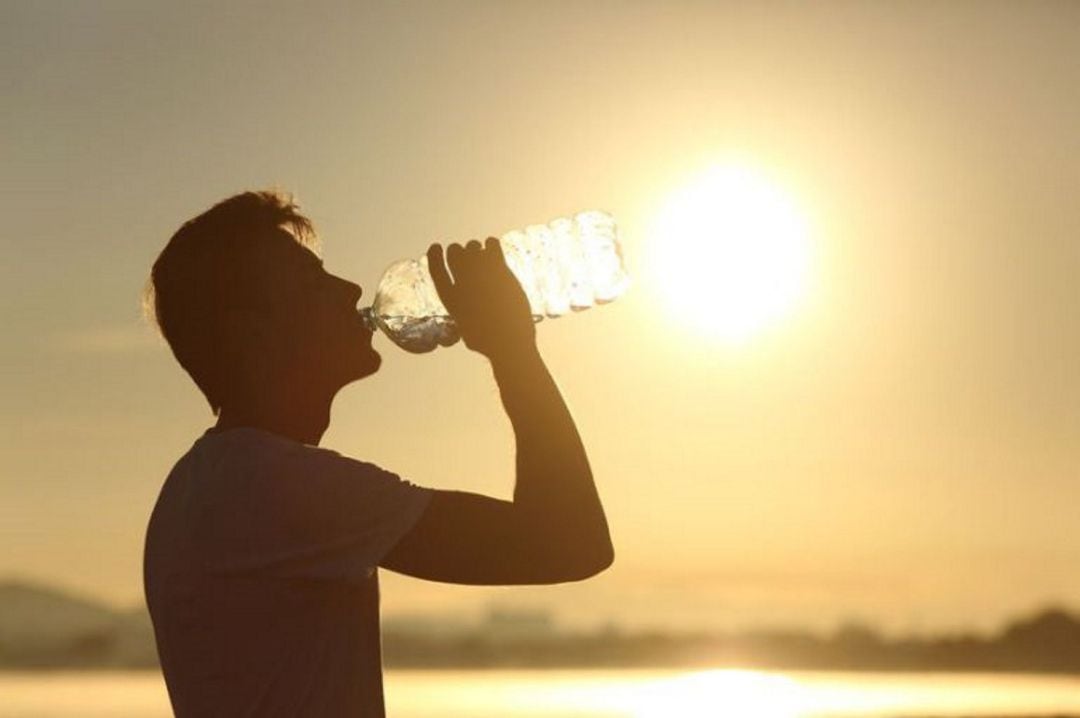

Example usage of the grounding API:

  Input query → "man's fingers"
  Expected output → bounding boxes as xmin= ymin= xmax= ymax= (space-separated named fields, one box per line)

xmin=484 ymin=237 xmax=504 ymax=265
xmin=446 ymin=242 xmax=466 ymax=274
xmin=431 ymin=238 xmax=515 ymax=321
xmin=448 ymin=241 xmax=483 ymax=285
xmin=427 ymin=243 xmax=455 ymax=307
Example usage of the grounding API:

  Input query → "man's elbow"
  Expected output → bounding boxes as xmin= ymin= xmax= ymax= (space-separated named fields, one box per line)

xmin=521 ymin=511 xmax=614 ymax=583
xmin=560 ymin=541 xmax=614 ymax=582
xmin=589 ymin=542 xmax=616 ymax=576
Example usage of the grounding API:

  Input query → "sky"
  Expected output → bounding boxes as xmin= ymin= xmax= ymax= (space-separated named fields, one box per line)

xmin=2 ymin=1 xmax=1078 ymax=636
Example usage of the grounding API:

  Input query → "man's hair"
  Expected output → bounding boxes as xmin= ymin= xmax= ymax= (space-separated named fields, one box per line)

xmin=144 ymin=190 xmax=319 ymax=415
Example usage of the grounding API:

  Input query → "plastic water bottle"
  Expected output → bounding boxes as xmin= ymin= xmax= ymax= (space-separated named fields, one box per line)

xmin=360 ymin=210 xmax=629 ymax=353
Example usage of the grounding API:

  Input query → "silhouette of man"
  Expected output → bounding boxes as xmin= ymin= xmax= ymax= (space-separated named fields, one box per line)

xmin=143 ymin=191 xmax=613 ymax=717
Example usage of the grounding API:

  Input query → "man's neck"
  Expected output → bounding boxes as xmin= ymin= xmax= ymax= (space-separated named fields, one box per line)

xmin=215 ymin=390 xmax=334 ymax=446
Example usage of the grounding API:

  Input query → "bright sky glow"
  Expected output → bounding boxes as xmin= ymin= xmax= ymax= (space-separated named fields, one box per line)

xmin=647 ymin=164 xmax=812 ymax=345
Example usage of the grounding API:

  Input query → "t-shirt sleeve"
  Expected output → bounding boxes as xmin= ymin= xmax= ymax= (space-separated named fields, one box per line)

xmin=194 ymin=437 xmax=432 ymax=583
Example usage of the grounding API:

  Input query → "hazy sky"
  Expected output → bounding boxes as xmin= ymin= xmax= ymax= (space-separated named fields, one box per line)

xmin=3 ymin=1 xmax=1078 ymax=636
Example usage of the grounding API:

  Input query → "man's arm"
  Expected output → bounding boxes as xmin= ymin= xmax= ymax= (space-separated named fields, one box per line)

xmin=380 ymin=239 xmax=613 ymax=585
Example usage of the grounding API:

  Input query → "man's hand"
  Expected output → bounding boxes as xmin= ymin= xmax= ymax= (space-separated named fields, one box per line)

xmin=427 ymin=239 xmax=536 ymax=360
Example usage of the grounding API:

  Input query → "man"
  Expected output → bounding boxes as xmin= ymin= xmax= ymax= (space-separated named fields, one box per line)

xmin=143 ymin=191 xmax=613 ymax=717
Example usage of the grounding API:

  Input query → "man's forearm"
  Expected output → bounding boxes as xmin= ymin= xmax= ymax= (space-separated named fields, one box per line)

xmin=490 ymin=345 xmax=613 ymax=570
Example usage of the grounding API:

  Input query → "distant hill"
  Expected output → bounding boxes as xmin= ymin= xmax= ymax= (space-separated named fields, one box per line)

xmin=2 ymin=577 xmax=1079 ymax=672
xmin=0 ymin=580 xmax=156 ymax=668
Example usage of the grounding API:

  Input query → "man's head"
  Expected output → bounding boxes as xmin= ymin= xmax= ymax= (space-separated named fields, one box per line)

xmin=146 ymin=191 xmax=380 ymax=415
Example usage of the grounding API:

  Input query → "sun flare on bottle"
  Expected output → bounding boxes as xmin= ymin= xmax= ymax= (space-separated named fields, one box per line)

xmin=646 ymin=163 xmax=813 ymax=345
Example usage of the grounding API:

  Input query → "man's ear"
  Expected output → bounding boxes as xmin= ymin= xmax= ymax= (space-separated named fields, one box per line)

xmin=219 ymin=307 xmax=272 ymax=355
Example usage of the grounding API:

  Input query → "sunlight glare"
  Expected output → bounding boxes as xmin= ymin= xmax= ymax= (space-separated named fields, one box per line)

xmin=633 ymin=670 xmax=807 ymax=718
xmin=516 ymin=669 xmax=810 ymax=718
xmin=647 ymin=164 xmax=812 ymax=345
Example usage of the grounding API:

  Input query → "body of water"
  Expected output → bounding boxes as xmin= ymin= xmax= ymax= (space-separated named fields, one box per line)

xmin=2 ymin=669 xmax=1079 ymax=717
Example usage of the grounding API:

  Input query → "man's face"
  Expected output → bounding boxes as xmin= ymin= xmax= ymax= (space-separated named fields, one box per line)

xmin=247 ymin=229 xmax=381 ymax=391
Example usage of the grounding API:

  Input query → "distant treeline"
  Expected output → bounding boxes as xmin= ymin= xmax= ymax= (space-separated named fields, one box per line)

xmin=383 ymin=608 xmax=1080 ymax=672
xmin=3 ymin=580 xmax=1080 ymax=672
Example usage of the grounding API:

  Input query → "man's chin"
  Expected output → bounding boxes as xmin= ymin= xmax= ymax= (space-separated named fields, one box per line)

xmin=330 ymin=340 xmax=381 ymax=385
xmin=354 ymin=349 xmax=381 ymax=379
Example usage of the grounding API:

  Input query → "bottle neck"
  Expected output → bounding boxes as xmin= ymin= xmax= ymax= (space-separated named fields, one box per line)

xmin=359 ymin=306 xmax=377 ymax=332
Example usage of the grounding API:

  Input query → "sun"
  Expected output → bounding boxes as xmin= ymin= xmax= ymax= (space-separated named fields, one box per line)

xmin=647 ymin=164 xmax=812 ymax=345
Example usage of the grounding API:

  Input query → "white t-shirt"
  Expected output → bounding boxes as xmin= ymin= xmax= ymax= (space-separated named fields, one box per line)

xmin=144 ymin=427 xmax=432 ymax=717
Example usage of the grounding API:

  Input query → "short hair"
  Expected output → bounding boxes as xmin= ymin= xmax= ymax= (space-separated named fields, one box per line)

xmin=143 ymin=190 xmax=319 ymax=414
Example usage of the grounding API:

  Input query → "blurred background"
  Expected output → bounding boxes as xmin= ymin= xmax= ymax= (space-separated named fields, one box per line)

xmin=2 ymin=1 xmax=1078 ymax=715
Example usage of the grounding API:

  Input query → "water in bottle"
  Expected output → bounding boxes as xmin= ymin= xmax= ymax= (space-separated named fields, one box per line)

xmin=361 ymin=210 xmax=629 ymax=353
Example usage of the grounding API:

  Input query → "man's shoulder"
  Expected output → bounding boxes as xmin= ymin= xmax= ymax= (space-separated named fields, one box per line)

xmin=190 ymin=427 xmax=339 ymax=467
xmin=148 ymin=427 xmax=430 ymax=586
xmin=181 ymin=427 xmax=398 ymax=489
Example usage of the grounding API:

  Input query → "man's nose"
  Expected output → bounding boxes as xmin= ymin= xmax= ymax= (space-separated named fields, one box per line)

xmin=334 ymin=275 xmax=363 ymax=306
